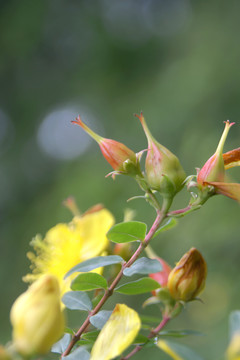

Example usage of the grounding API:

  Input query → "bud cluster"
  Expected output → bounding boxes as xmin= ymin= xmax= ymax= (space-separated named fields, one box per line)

xmin=73 ymin=113 xmax=186 ymax=200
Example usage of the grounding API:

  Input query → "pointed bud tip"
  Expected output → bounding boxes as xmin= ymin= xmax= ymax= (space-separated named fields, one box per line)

xmin=224 ymin=120 xmax=235 ymax=128
xmin=71 ymin=115 xmax=83 ymax=126
xmin=134 ymin=112 xmax=144 ymax=124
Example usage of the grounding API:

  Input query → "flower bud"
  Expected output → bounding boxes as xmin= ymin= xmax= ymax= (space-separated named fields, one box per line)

xmin=113 ymin=243 xmax=132 ymax=261
xmin=0 ymin=346 xmax=11 ymax=360
xmin=10 ymin=275 xmax=65 ymax=356
xmin=167 ymin=248 xmax=207 ymax=302
xmin=136 ymin=113 xmax=186 ymax=197
xmin=149 ymin=257 xmax=172 ymax=296
xmin=197 ymin=121 xmax=234 ymax=187
xmin=72 ymin=115 xmax=138 ymax=173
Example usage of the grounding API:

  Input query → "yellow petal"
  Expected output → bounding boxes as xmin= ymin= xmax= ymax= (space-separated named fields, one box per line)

xmin=226 ymin=333 xmax=240 ymax=360
xmin=24 ymin=208 xmax=115 ymax=297
xmin=71 ymin=209 xmax=115 ymax=260
xmin=90 ymin=304 xmax=141 ymax=360
xmin=157 ymin=340 xmax=184 ymax=360
xmin=223 ymin=148 xmax=240 ymax=170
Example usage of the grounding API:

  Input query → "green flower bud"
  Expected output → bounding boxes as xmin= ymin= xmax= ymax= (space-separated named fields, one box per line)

xmin=167 ymin=248 xmax=207 ymax=302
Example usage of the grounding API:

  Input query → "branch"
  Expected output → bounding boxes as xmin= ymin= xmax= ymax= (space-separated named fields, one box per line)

xmin=121 ymin=315 xmax=171 ymax=360
xmin=62 ymin=204 xmax=169 ymax=357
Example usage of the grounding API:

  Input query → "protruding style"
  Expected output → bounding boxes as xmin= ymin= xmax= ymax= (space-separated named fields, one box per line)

xmin=197 ymin=121 xmax=240 ymax=201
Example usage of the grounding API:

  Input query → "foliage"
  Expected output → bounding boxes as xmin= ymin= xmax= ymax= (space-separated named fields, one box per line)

xmin=1 ymin=112 xmax=240 ymax=360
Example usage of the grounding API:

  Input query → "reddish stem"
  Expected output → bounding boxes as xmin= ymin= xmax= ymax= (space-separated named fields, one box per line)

xmin=121 ymin=315 xmax=171 ymax=360
xmin=62 ymin=208 xmax=167 ymax=357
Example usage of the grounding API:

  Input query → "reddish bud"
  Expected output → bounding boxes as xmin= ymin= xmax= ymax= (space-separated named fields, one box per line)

xmin=196 ymin=121 xmax=240 ymax=202
xmin=136 ymin=113 xmax=186 ymax=197
xmin=72 ymin=116 xmax=137 ymax=172
xmin=113 ymin=243 xmax=132 ymax=262
xmin=197 ymin=121 xmax=234 ymax=186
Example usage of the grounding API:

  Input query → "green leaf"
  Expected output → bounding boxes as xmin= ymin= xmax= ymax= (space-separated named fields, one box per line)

xmin=139 ymin=314 xmax=161 ymax=324
xmin=64 ymin=327 xmax=75 ymax=335
xmin=115 ymin=277 xmax=160 ymax=295
xmin=82 ymin=330 xmax=100 ymax=342
xmin=62 ymin=346 xmax=90 ymax=360
xmin=62 ymin=291 xmax=92 ymax=311
xmin=107 ymin=221 xmax=147 ymax=243
xmin=52 ymin=333 xmax=71 ymax=354
xmin=90 ymin=310 xmax=112 ymax=329
xmin=157 ymin=340 xmax=204 ymax=360
xmin=142 ymin=296 xmax=161 ymax=308
xmin=123 ymin=257 xmax=162 ymax=276
xmin=71 ymin=273 xmax=108 ymax=291
xmin=159 ymin=330 xmax=203 ymax=338
xmin=133 ymin=334 xmax=149 ymax=345
xmin=229 ymin=311 xmax=240 ymax=338
xmin=153 ymin=218 xmax=178 ymax=238
xmin=64 ymin=255 xmax=123 ymax=278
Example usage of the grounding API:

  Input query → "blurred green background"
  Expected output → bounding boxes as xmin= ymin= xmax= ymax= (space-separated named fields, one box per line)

xmin=0 ymin=0 xmax=240 ymax=359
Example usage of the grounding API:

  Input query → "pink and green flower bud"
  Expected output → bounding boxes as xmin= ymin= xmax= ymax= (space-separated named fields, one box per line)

xmin=136 ymin=113 xmax=186 ymax=197
xmin=167 ymin=248 xmax=207 ymax=302
xmin=197 ymin=121 xmax=234 ymax=186
xmin=196 ymin=121 xmax=240 ymax=202
xmin=72 ymin=116 xmax=138 ymax=173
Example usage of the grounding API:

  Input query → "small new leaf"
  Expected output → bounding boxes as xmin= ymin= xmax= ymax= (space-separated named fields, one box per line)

xmin=153 ymin=218 xmax=178 ymax=238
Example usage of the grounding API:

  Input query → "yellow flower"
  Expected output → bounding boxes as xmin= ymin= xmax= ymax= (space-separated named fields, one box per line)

xmin=23 ymin=208 xmax=114 ymax=296
xmin=157 ymin=340 xmax=183 ymax=360
xmin=90 ymin=304 xmax=141 ymax=360
xmin=226 ymin=333 xmax=240 ymax=360
xmin=0 ymin=346 xmax=11 ymax=360
xmin=10 ymin=275 xmax=64 ymax=356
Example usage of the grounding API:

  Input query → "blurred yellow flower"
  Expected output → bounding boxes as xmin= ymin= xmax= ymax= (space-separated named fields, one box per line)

xmin=226 ymin=333 xmax=240 ymax=360
xmin=157 ymin=340 xmax=183 ymax=360
xmin=10 ymin=275 xmax=64 ymax=356
xmin=90 ymin=304 xmax=141 ymax=360
xmin=23 ymin=208 xmax=114 ymax=295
